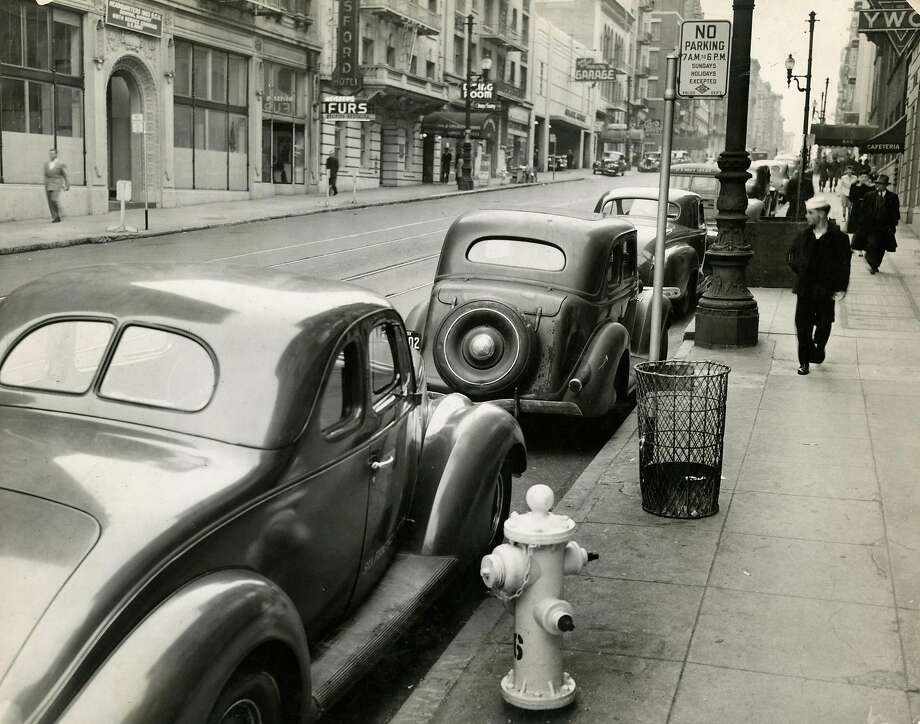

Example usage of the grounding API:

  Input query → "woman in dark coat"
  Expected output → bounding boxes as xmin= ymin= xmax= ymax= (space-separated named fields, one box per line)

xmin=848 ymin=171 xmax=873 ymax=253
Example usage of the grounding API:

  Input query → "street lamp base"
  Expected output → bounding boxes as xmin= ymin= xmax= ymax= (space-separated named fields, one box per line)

xmin=457 ymin=176 xmax=474 ymax=191
xmin=695 ymin=249 xmax=759 ymax=348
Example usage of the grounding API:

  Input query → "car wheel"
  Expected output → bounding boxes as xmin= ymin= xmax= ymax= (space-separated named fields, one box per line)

xmin=208 ymin=667 xmax=283 ymax=724
xmin=433 ymin=300 xmax=533 ymax=398
xmin=486 ymin=461 xmax=513 ymax=552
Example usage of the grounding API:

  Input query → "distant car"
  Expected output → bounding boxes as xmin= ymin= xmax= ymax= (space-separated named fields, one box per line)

xmin=746 ymin=163 xmax=778 ymax=217
xmin=594 ymin=187 xmax=705 ymax=317
xmin=593 ymin=152 xmax=628 ymax=176
xmin=753 ymin=158 xmax=791 ymax=199
xmin=0 ymin=263 xmax=526 ymax=724
xmin=405 ymin=210 xmax=671 ymax=417
xmin=639 ymin=154 xmax=661 ymax=173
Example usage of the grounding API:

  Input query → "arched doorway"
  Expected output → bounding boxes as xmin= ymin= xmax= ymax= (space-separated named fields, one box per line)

xmin=106 ymin=57 xmax=158 ymax=206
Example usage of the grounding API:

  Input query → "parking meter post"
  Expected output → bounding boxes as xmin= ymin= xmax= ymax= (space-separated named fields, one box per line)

xmin=143 ymin=129 xmax=149 ymax=231
xmin=650 ymin=54 xmax=678 ymax=362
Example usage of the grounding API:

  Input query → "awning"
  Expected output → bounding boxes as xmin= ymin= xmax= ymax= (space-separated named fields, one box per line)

xmin=860 ymin=115 xmax=906 ymax=154
xmin=421 ymin=111 xmax=497 ymax=140
xmin=811 ymin=123 xmax=879 ymax=147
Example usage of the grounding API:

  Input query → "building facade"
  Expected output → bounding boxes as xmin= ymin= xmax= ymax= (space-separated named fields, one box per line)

xmin=746 ymin=59 xmax=784 ymax=158
xmin=0 ymin=0 xmax=322 ymax=222
xmin=835 ymin=0 xmax=876 ymax=126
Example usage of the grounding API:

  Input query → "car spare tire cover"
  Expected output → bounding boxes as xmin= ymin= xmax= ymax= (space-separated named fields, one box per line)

xmin=433 ymin=300 xmax=533 ymax=397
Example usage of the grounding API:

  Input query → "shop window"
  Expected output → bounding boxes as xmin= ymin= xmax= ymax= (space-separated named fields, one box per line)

xmin=174 ymin=39 xmax=249 ymax=191
xmin=360 ymin=123 xmax=372 ymax=168
xmin=0 ymin=2 xmax=85 ymax=185
xmin=260 ymin=60 xmax=309 ymax=187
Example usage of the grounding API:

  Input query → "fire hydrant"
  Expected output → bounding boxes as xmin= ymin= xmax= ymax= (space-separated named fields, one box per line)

xmin=479 ymin=484 xmax=596 ymax=710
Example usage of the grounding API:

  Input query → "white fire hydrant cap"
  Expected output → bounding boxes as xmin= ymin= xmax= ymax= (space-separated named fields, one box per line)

xmin=504 ymin=484 xmax=577 ymax=545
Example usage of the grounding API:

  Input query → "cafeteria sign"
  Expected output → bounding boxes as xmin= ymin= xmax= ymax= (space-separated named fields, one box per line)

xmin=106 ymin=0 xmax=163 ymax=38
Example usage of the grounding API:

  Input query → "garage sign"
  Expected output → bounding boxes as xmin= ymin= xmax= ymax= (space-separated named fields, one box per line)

xmin=574 ymin=58 xmax=618 ymax=82
xmin=322 ymin=96 xmax=375 ymax=121
xmin=678 ymin=20 xmax=731 ymax=98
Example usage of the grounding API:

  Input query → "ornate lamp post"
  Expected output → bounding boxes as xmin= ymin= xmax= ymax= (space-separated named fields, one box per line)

xmin=694 ymin=0 xmax=759 ymax=348
xmin=459 ymin=18 xmax=493 ymax=191
xmin=785 ymin=11 xmax=817 ymax=221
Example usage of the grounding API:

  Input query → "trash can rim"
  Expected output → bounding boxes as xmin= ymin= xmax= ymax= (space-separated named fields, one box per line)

xmin=634 ymin=360 xmax=731 ymax=378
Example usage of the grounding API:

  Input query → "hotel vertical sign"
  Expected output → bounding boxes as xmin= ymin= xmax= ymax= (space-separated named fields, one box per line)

xmin=333 ymin=0 xmax=361 ymax=93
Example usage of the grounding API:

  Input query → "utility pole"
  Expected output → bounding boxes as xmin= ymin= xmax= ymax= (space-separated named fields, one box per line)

xmin=460 ymin=13 xmax=475 ymax=190
xmin=820 ymin=76 xmax=829 ymax=123
xmin=626 ymin=74 xmax=633 ymax=166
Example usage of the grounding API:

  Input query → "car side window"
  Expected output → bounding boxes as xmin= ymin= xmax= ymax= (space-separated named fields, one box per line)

xmin=622 ymin=235 xmax=638 ymax=279
xmin=601 ymin=200 xmax=615 ymax=217
xmin=698 ymin=201 xmax=707 ymax=229
xmin=369 ymin=322 xmax=401 ymax=402
xmin=319 ymin=341 xmax=362 ymax=433
xmin=607 ymin=242 xmax=624 ymax=289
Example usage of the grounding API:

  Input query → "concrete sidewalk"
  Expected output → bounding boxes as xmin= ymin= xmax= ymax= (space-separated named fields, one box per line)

xmin=393 ymin=216 xmax=920 ymax=721
xmin=0 ymin=170 xmax=591 ymax=256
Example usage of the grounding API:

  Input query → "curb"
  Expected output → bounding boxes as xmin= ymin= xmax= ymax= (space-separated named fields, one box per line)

xmin=0 ymin=176 xmax=587 ymax=257
xmin=390 ymin=314 xmax=696 ymax=724
xmin=389 ymin=413 xmax=639 ymax=724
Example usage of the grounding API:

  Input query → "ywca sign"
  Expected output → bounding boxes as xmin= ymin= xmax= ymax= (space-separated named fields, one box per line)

xmin=333 ymin=0 xmax=361 ymax=91
xmin=858 ymin=1 xmax=920 ymax=56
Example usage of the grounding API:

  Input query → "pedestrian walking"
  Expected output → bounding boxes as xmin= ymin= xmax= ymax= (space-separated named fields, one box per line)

xmin=862 ymin=173 xmax=900 ymax=274
xmin=848 ymin=171 xmax=873 ymax=255
xmin=440 ymin=147 xmax=452 ymax=183
xmin=325 ymin=149 xmax=340 ymax=196
xmin=566 ymin=149 xmax=574 ymax=171
xmin=817 ymin=157 xmax=828 ymax=192
xmin=43 ymin=148 xmax=69 ymax=223
xmin=837 ymin=165 xmax=857 ymax=224
xmin=787 ymin=196 xmax=852 ymax=376
xmin=784 ymin=169 xmax=814 ymax=219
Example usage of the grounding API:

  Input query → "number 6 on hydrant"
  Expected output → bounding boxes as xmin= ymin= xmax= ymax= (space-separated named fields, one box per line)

xmin=479 ymin=484 xmax=599 ymax=710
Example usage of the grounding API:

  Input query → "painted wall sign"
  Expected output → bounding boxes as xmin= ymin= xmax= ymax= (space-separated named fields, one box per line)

xmin=106 ymin=0 xmax=163 ymax=38
xmin=334 ymin=0 xmax=362 ymax=92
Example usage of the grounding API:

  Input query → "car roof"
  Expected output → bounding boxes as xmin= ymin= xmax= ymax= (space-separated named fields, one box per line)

xmin=597 ymin=187 xmax=700 ymax=203
xmin=437 ymin=209 xmax=636 ymax=297
xmin=0 ymin=263 xmax=391 ymax=448
xmin=670 ymin=162 xmax=720 ymax=175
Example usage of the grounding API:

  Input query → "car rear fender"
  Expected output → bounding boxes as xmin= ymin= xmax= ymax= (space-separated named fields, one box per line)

xmin=59 ymin=571 xmax=310 ymax=724
xmin=404 ymin=300 xmax=430 ymax=336
xmin=406 ymin=394 xmax=526 ymax=559
xmin=561 ymin=321 xmax=630 ymax=415
xmin=624 ymin=288 xmax=672 ymax=357
xmin=663 ymin=244 xmax=699 ymax=292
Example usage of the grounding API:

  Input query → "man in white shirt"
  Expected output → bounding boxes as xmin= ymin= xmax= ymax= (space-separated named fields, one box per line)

xmin=837 ymin=165 xmax=857 ymax=224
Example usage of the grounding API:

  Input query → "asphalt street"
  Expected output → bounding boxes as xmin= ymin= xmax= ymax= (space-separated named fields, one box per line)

xmin=0 ymin=170 xmax=688 ymax=723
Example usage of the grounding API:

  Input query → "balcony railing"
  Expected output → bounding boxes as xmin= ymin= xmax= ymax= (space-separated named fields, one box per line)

xmin=493 ymin=78 xmax=525 ymax=100
xmin=479 ymin=24 xmax=528 ymax=51
xmin=362 ymin=0 xmax=441 ymax=35
xmin=219 ymin=0 xmax=312 ymax=23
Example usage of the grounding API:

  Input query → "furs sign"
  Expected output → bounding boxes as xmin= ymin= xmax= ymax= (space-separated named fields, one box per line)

xmin=322 ymin=96 xmax=374 ymax=121
xmin=333 ymin=0 xmax=361 ymax=91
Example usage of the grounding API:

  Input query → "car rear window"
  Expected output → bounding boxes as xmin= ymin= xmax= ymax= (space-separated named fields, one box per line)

xmin=99 ymin=326 xmax=216 ymax=411
xmin=467 ymin=238 xmax=566 ymax=271
xmin=603 ymin=198 xmax=680 ymax=219
xmin=0 ymin=320 xmax=113 ymax=394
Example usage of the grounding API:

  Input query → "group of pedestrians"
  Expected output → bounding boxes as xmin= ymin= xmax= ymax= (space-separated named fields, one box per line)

xmin=788 ymin=159 xmax=901 ymax=376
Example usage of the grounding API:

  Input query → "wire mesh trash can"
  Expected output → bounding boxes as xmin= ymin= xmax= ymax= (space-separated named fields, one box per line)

xmin=634 ymin=360 xmax=731 ymax=519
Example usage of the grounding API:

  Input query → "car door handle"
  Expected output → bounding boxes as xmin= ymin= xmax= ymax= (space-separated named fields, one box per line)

xmin=370 ymin=455 xmax=395 ymax=471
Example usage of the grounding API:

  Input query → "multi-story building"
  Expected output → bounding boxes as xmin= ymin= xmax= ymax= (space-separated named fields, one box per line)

xmin=530 ymin=16 xmax=595 ymax=169
xmin=0 ymin=0 xmax=322 ymax=222
xmin=746 ymin=59 xmax=784 ymax=158
xmin=836 ymin=0 xmax=876 ymax=126
xmin=534 ymin=0 xmax=637 ymax=165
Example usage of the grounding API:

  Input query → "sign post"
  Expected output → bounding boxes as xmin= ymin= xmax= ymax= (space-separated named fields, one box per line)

xmin=107 ymin=180 xmax=137 ymax=233
xmin=131 ymin=112 xmax=148 ymax=230
xmin=677 ymin=20 xmax=731 ymax=98
xmin=650 ymin=54 xmax=679 ymax=363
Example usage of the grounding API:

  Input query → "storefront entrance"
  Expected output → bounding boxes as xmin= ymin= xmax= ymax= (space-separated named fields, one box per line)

xmin=106 ymin=71 xmax=140 ymax=200
xmin=261 ymin=120 xmax=306 ymax=186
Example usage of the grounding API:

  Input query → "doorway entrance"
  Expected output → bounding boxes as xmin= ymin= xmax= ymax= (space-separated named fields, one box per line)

xmin=106 ymin=70 xmax=144 ymax=204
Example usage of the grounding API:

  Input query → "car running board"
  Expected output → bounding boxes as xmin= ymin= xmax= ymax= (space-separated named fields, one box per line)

xmin=310 ymin=553 xmax=459 ymax=716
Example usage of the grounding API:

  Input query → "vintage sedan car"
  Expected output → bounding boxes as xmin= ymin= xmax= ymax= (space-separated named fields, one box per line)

xmin=0 ymin=264 xmax=526 ymax=724
xmin=593 ymin=152 xmax=628 ymax=176
xmin=404 ymin=210 xmax=671 ymax=418
xmin=593 ymin=187 xmax=705 ymax=317
xmin=639 ymin=154 xmax=661 ymax=173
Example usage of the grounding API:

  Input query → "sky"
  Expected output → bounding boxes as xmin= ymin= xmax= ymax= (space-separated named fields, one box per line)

xmin=698 ymin=0 xmax=860 ymax=146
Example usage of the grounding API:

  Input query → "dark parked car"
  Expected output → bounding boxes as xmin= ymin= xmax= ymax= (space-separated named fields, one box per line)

xmin=639 ymin=154 xmax=661 ymax=173
xmin=593 ymin=152 xmax=628 ymax=176
xmin=405 ymin=210 xmax=671 ymax=418
xmin=594 ymin=187 xmax=705 ymax=316
xmin=0 ymin=264 xmax=526 ymax=724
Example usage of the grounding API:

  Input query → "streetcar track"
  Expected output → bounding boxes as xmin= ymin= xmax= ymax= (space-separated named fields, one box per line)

xmin=343 ymin=253 xmax=441 ymax=282
xmin=266 ymin=228 xmax=447 ymax=269
xmin=385 ymin=281 xmax=432 ymax=298
xmin=210 ymin=216 xmax=452 ymax=262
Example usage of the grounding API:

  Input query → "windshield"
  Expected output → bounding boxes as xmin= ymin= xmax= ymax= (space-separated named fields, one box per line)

xmin=672 ymin=175 xmax=719 ymax=196
xmin=467 ymin=238 xmax=566 ymax=271
xmin=602 ymin=198 xmax=680 ymax=220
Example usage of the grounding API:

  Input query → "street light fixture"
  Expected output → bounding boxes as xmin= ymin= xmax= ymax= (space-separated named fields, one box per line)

xmin=785 ymin=11 xmax=817 ymax=221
